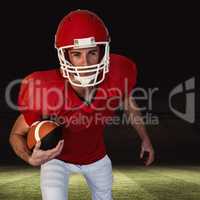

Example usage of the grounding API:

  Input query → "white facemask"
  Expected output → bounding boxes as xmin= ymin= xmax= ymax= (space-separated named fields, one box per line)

xmin=56 ymin=37 xmax=110 ymax=87
xmin=74 ymin=73 xmax=97 ymax=87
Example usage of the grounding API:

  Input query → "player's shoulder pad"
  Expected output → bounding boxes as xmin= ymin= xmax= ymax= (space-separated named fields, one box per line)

xmin=109 ymin=54 xmax=137 ymax=93
xmin=110 ymin=53 xmax=137 ymax=76
xmin=21 ymin=69 xmax=62 ymax=85
xmin=18 ymin=69 xmax=63 ymax=110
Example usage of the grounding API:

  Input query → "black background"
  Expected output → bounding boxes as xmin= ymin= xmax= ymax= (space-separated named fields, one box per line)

xmin=0 ymin=1 xmax=199 ymax=165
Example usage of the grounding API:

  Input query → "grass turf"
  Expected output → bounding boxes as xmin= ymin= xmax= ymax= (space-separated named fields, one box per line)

xmin=0 ymin=165 xmax=200 ymax=200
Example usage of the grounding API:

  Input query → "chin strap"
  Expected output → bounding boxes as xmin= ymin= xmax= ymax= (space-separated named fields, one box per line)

xmin=74 ymin=73 xmax=97 ymax=87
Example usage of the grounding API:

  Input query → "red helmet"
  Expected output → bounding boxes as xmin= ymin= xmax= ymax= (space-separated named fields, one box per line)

xmin=55 ymin=10 xmax=110 ymax=48
xmin=55 ymin=10 xmax=110 ymax=87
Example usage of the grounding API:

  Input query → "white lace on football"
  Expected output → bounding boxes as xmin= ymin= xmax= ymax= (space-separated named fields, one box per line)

xmin=34 ymin=121 xmax=59 ymax=142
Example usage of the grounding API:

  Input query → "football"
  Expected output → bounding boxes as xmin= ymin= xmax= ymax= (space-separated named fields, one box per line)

xmin=27 ymin=120 xmax=63 ymax=151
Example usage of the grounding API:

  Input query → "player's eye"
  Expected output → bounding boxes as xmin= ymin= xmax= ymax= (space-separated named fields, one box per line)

xmin=89 ymin=50 xmax=98 ymax=56
xmin=72 ymin=52 xmax=81 ymax=57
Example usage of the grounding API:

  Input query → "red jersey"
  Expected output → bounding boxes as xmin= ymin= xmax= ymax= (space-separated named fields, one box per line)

xmin=18 ymin=54 xmax=137 ymax=164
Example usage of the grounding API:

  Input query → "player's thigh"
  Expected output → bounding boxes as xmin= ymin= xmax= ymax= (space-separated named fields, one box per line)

xmin=83 ymin=155 xmax=113 ymax=192
xmin=40 ymin=159 xmax=70 ymax=200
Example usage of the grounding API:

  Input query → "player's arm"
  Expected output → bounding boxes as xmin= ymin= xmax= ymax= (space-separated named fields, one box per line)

xmin=123 ymin=95 xmax=155 ymax=166
xmin=9 ymin=114 xmax=64 ymax=166
xmin=9 ymin=114 xmax=31 ymax=163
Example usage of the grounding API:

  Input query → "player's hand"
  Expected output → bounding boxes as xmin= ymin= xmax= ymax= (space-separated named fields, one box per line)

xmin=140 ymin=138 xmax=154 ymax=166
xmin=28 ymin=140 xmax=64 ymax=166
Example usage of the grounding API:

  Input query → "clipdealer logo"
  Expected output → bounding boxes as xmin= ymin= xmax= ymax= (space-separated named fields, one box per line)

xmin=5 ymin=76 xmax=197 ymax=124
xmin=169 ymin=77 xmax=195 ymax=123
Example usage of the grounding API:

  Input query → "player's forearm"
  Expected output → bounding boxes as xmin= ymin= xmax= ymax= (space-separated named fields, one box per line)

xmin=127 ymin=108 xmax=151 ymax=141
xmin=9 ymin=134 xmax=31 ymax=163
xmin=124 ymin=96 xmax=151 ymax=141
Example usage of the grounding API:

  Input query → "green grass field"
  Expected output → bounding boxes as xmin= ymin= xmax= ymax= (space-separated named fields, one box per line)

xmin=0 ymin=165 xmax=200 ymax=200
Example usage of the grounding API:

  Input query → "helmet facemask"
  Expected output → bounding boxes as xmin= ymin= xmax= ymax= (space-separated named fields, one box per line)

xmin=56 ymin=37 xmax=110 ymax=87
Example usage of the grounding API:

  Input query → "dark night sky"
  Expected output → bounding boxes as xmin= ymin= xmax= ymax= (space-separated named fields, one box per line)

xmin=0 ymin=1 xmax=199 ymax=165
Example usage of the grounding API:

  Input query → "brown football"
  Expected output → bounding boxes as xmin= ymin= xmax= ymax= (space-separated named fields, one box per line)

xmin=27 ymin=120 xmax=63 ymax=151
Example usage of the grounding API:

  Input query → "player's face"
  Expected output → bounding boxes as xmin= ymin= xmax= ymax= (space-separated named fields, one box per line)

xmin=65 ymin=46 xmax=101 ymax=87
xmin=68 ymin=46 xmax=100 ymax=67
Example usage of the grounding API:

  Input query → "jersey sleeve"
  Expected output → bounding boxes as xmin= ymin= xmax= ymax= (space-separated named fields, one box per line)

xmin=110 ymin=54 xmax=137 ymax=97
xmin=123 ymin=59 xmax=137 ymax=96
xmin=18 ymin=73 xmax=41 ymax=126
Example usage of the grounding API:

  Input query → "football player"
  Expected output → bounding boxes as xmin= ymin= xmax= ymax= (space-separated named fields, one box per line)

xmin=9 ymin=10 xmax=154 ymax=200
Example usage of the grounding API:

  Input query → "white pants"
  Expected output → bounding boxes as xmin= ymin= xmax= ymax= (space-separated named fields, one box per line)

xmin=40 ymin=155 xmax=113 ymax=200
